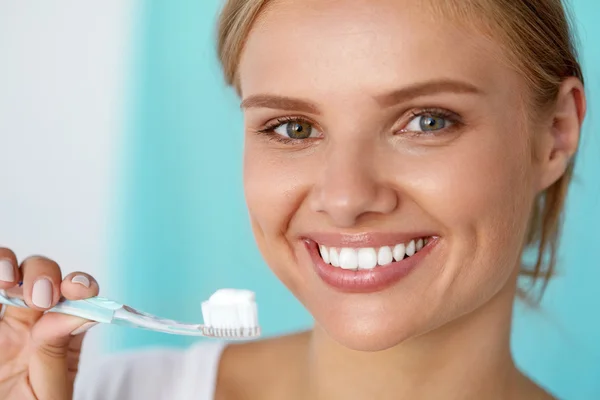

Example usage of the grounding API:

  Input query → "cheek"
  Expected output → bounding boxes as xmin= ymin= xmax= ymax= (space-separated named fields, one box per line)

xmin=419 ymin=148 xmax=529 ymax=233
xmin=242 ymin=141 xmax=311 ymax=285
xmin=243 ymin=144 xmax=301 ymax=236
xmin=404 ymin=126 xmax=534 ymax=283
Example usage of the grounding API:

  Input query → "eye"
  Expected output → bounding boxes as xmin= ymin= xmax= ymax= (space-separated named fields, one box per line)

xmin=273 ymin=119 xmax=320 ymax=139
xmin=404 ymin=114 xmax=453 ymax=133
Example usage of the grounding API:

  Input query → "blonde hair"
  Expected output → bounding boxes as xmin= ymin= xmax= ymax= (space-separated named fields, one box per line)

xmin=217 ymin=0 xmax=584 ymax=299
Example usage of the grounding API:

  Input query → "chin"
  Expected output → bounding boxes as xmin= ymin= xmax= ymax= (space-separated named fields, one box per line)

xmin=315 ymin=312 xmax=420 ymax=352
xmin=302 ymin=293 xmax=431 ymax=352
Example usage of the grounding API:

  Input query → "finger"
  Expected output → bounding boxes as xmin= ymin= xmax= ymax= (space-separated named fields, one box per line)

xmin=0 ymin=247 xmax=20 ymax=289
xmin=28 ymin=271 xmax=100 ymax=397
xmin=30 ymin=312 xmax=98 ymax=400
xmin=61 ymin=272 xmax=101 ymax=385
xmin=61 ymin=272 xmax=100 ymax=300
xmin=2 ymin=255 xmax=62 ymax=326
xmin=66 ymin=329 xmax=91 ymax=384
xmin=22 ymin=255 xmax=62 ymax=310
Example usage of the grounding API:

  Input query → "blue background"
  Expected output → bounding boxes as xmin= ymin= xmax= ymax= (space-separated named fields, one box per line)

xmin=110 ymin=1 xmax=600 ymax=399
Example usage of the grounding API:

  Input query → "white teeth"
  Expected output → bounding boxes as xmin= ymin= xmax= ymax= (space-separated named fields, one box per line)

xmin=318 ymin=238 xmax=430 ymax=267
xmin=330 ymin=247 xmax=340 ymax=267
xmin=393 ymin=243 xmax=406 ymax=261
xmin=339 ymin=248 xmax=358 ymax=270
xmin=377 ymin=246 xmax=393 ymax=266
xmin=416 ymin=238 xmax=424 ymax=251
xmin=358 ymin=248 xmax=377 ymax=270
xmin=319 ymin=245 xmax=330 ymax=264
xmin=405 ymin=240 xmax=416 ymax=257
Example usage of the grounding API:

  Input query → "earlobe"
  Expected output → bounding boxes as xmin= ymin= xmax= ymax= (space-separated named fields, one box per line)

xmin=537 ymin=77 xmax=586 ymax=191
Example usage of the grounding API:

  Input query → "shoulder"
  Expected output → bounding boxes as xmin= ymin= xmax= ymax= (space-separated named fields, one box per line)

xmin=74 ymin=340 xmax=227 ymax=400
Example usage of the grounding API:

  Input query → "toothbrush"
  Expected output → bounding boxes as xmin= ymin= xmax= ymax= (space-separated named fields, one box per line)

xmin=0 ymin=288 xmax=260 ymax=340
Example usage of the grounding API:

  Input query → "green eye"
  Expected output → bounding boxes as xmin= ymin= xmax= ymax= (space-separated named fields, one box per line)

xmin=275 ymin=120 xmax=314 ymax=139
xmin=419 ymin=116 xmax=446 ymax=131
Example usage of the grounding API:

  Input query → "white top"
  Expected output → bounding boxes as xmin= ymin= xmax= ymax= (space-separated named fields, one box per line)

xmin=74 ymin=341 xmax=227 ymax=400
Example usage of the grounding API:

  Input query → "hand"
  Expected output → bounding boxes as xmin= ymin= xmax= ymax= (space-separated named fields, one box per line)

xmin=0 ymin=247 xmax=99 ymax=400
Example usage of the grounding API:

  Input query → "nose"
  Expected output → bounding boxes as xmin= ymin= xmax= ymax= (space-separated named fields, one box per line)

xmin=309 ymin=144 xmax=398 ymax=228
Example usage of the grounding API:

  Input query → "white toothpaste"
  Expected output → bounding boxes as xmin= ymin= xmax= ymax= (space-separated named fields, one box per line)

xmin=208 ymin=289 xmax=255 ymax=304
xmin=201 ymin=289 xmax=258 ymax=330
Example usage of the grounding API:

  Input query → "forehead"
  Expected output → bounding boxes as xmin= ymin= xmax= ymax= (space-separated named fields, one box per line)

xmin=238 ymin=0 xmax=515 ymax=100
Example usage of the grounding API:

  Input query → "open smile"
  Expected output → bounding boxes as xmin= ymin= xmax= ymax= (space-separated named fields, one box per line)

xmin=303 ymin=233 xmax=439 ymax=293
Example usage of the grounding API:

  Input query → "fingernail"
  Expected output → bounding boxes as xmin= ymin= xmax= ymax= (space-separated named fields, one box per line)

xmin=0 ymin=259 xmax=15 ymax=283
xmin=71 ymin=321 xmax=98 ymax=336
xmin=71 ymin=275 xmax=90 ymax=288
xmin=32 ymin=278 xmax=53 ymax=308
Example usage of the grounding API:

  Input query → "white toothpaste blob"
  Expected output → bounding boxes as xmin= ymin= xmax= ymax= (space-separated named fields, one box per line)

xmin=208 ymin=288 xmax=255 ymax=304
xmin=201 ymin=289 xmax=258 ymax=331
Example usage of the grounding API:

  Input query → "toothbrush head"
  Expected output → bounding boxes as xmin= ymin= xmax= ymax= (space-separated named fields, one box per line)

xmin=201 ymin=289 xmax=260 ymax=339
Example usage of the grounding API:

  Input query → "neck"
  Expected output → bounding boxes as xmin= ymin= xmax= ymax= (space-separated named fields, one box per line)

xmin=303 ymin=281 xmax=522 ymax=400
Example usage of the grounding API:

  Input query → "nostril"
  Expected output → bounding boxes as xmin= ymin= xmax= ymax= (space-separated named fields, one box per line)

xmin=309 ymin=156 xmax=399 ymax=226
xmin=311 ymin=185 xmax=399 ymax=228
xmin=373 ymin=185 xmax=399 ymax=214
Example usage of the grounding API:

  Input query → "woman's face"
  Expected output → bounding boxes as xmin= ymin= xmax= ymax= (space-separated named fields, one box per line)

xmin=238 ymin=0 xmax=542 ymax=350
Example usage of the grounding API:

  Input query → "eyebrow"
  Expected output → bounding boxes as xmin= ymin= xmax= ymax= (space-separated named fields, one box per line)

xmin=240 ymin=79 xmax=483 ymax=114
xmin=375 ymin=79 xmax=483 ymax=107
xmin=240 ymin=94 xmax=321 ymax=115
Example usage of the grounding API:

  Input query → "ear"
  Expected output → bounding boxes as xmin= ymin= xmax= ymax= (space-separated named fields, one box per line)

xmin=535 ymin=77 xmax=586 ymax=192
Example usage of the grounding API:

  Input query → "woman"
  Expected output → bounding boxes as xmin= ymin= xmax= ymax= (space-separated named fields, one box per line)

xmin=0 ymin=0 xmax=587 ymax=399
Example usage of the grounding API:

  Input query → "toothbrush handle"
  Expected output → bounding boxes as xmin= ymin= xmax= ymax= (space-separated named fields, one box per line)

xmin=0 ymin=291 xmax=122 ymax=324
xmin=0 ymin=292 xmax=29 ymax=309
xmin=50 ymin=297 xmax=122 ymax=323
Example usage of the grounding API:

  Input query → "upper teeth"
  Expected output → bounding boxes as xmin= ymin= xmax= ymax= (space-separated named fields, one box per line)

xmin=318 ymin=238 xmax=428 ymax=271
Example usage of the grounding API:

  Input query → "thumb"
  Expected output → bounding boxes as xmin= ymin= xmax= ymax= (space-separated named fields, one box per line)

xmin=29 ymin=313 xmax=94 ymax=400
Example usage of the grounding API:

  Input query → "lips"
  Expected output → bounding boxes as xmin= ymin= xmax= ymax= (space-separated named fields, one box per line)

xmin=303 ymin=235 xmax=438 ymax=293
